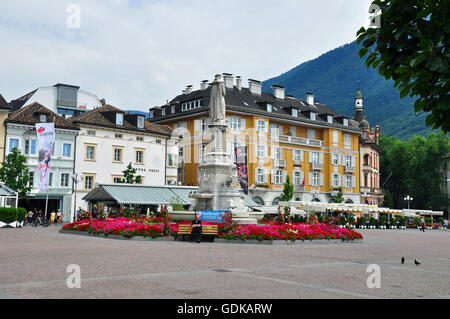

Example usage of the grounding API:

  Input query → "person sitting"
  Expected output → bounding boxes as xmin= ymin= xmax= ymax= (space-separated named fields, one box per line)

xmin=190 ymin=214 xmax=202 ymax=243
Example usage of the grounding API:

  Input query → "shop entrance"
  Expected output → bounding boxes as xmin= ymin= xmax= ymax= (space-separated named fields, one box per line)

xmin=18 ymin=198 xmax=61 ymax=219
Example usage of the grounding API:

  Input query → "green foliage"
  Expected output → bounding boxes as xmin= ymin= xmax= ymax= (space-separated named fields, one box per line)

xmin=119 ymin=163 xmax=143 ymax=184
xmin=335 ymin=186 xmax=345 ymax=203
xmin=0 ymin=207 xmax=27 ymax=222
xmin=379 ymin=215 xmax=387 ymax=225
xmin=357 ymin=0 xmax=450 ymax=133
xmin=340 ymin=216 xmax=347 ymax=226
xmin=380 ymin=133 xmax=449 ymax=210
xmin=0 ymin=148 xmax=31 ymax=198
xmin=170 ymin=197 xmax=184 ymax=211
xmin=279 ymin=175 xmax=294 ymax=202
xmin=369 ymin=217 xmax=376 ymax=225
xmin=359 ymin=217 xmax=366 ymax=225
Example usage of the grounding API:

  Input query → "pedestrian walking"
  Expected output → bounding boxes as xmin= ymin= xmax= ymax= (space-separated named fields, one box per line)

xmin=420 ymin=216 xmax=425 ymax=232
xmin=444 ymin=219 xmax=448 ymax=231
xmin=27 ymin=210 xmax=33 ymax=226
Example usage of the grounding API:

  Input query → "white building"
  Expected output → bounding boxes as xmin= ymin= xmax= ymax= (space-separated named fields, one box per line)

xmin=69 ymin=105 xmax=178 ymax=216
xmin=9 ymin=83 xmax=102 ymax=118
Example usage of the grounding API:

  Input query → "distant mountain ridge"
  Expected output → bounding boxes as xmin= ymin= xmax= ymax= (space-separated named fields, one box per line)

xmin=262 ymin=41 xmax=432 ymax=139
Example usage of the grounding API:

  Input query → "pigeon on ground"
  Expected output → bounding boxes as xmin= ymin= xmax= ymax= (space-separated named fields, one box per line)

xmin=401 ymin=257 xmax=405 ymax=264
xmin=414 ymin=259 xmax=421 ymax=265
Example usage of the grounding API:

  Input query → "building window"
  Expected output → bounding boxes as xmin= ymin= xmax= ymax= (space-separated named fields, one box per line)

xmin=333 ymin=130 xmax=339 ymax=146
xmin=149 ymin=111 xmax=154 ymax=118
xmin=87 ymin=130 xmax=96 ymax=136
xmin=327 ymin=115 xmax=333 ymax=124
xmin=136 ymin=136 xmax=144 ymax=141
xmin=200 ymin=118 xmax=208 ymax=131
xmin=60 ymin=173 xmax=70 ymax=187
xmin=293 ymin=171 xmax=302 ymax=186
xmin=267 ymin=104 xmax=272 ymax=112
xmin=28 ymin=172 xmax=34 ymax=187
xmin=85 ymin=145 xmax=96 ymax=161
xmin=168 ymin=154 xmax=176 ymax=167
xmin=310 ymin=112 xmax=316 ymax=120
xmin=257 ymin=145 xmax=265 ymax=158
xmin=332 ymin=153 xmax=339 ymax=166
xmin=344 ymin=175 xmax=352 ymax=188
xmin=310 ymin=152 xmax=320 ymax=164
xmin=256 ymin=168 xmax=265 ymax=184
xmin=48 ymin=172 xmax=53 ymax=187
xmin=274 ymin=170 xmax=283 ymax=185
xmin=292 ymin=109 xmax=298 ymax=117
xmin=9 ymin=139 xmax=19 ymax=153
xmin=344 ymin=134 xmax=351 ymax=148
xmin=257 ymin=119 xmax=266 ymax=133
xmin=171 ymin=105 xmax=175 ymax=114
xmin=293 ymin=150 xmax=302 ymax=162
xmin=116 ymin=113 xmax=123 ymax=125
xmin=230 ymin=116 xmax=241 ymax=130
xmin=343 ymin=118 xmax=349 ymax=126
xmin=39 ymin=114 xmax=47 ymax=122
xmin=156 ymin=139 xmax=161 ymax=144
xmin=307 ymin=129 xmax=316 ymax=139
xmin=113 ymin=177 xmax=123 ymax=184
xmin=135 ymin=150 xmax=144 ymax=164
xmin=84 ymin=175 xmax=94 ymax=190
xmin=62 ymin=143 xmax=71 ymax=158
xmin=344 ymin=155 xmax=352 ymax=167
xmin=115 ymin=133 xmax=123 ymax=139
xmin=113 ymin=148 xmax=123 ymax=162
xmin=312 ymin=172 xmax=320 ymax=187
xmin=162 ymin=108 xmax=166 ymax=116
xmin=137 ymin=116 xmax=144 ymax=128
xmin=332 ymin=174 xmax=340 ymax=188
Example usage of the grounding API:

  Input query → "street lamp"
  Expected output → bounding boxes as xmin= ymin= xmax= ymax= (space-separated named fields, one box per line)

xmin=71 ymin=173 xmax=83 ymax=222
xmin=403 ymin=195 xmax=413 ymax=209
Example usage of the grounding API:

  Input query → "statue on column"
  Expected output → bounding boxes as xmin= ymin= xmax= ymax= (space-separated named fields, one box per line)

xmin=209 ymin=74 xmax=226 ymax=123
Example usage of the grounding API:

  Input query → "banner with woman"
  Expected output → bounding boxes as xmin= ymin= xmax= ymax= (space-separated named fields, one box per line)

xmin=35 ymin=122 xmax=55 ymax=190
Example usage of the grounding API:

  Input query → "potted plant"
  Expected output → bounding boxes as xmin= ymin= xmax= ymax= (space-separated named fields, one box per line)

xmin=379 ymin=215 xmax=387 ymax=229
xmin=414 ymin=216 xmax=421 ymax=229
xmin=369 ymin=217 xmax=376 ymax=229
xmin=438 ymin=217 xmax=445 ymax=230
xmin=425 ymin=217 xmax=433 ymax=230
xmin=340 ymin=216 xmax=346 ymax=228
xmin=348 ymin=216 xmax=355 ymax=228
xmin=359 ymin=216 xmax=366 ymax=229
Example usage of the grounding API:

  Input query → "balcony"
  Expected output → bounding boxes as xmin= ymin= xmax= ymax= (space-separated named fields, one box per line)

xmin=361 ymin=187 xmax=385 ymax=196
xmin=345 ymin=166 xmax=355 ymax=174
xmin=294 ymin=185 xmax=305 ymax=192
xmin=362 ymin=164 xmax=372 ymax=171
xmin=311 ymin=163 xmax=322 ymax=171
xmin=272 ymin=159 xmax=286 ymax=168
xmin=272 ymin=134 xmax=324 ymax=148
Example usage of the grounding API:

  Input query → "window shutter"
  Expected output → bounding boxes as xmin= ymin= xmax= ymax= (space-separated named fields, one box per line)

xmin=264 ymin=145 xmax=268 ymax=158
xmin=319 ymin=173 xmax=324 ymax=186
xmin=282 ymin=171 xmax=287 ymax=184
xmin=352 ymin=176 xmax=356 ymax=188
xmin=271 ymin=146 xmax=275 ymax=159
xmin=319 ymin=152 xmax=324 ymax=164
xmin=240 ymin=118 xmax=246 ymax=131
xmin=264 ymin=121 xmax=269 ymax=133
xmin=301 ymin=150 xmax=304 ymax=162
xmin=292 ymin=149 xmax=296 ymax=162
xmin=338 ymin=154 xmax=342 ymax=165
xmin=308 ymin=172 xmax=313 ymax=186
xmin=254 ymin=167 xmax=259 ymax=183
xmin=309 ymin=152 xmax=313 ymax=163
xmin=338 ymin=174 xmax=341 ymax=187
xmin=351 ymin=156 xmax=356 ymax=168
xmin=264 ymin=169 xmax=268 ymax=183
xmin=271 ymin=170 xmax=275 ymax=184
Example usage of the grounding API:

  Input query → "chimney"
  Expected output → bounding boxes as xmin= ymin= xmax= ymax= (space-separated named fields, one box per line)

xmin=200 ymin=80 xmax=209 ymax=90
xmin=306 ymin=92 xmax=314 ymax=105
xmin=248 ymin=79 xmax=262 ymax=96
xmin=223 ymin=73 xmax=234 ymax=89
xmin=185 ymin=85 xmax=193 ymax=94
xmin=271 ymin=85 xmax=285 ymax=100
xmin=236 ymin=76 xmax=242 ymax=91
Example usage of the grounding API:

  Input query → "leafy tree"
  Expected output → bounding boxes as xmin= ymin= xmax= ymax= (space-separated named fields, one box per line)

xmin=279 ymin=175 xmax=294 ymax=202
xmin=0 ymin=148 xmax=31 ymax=198
xmin=335 ymin=186 xmax=345 ymax=203
xmin=119 ymin=162 xmax=142 ymax=184
xmin=357 ymin=0 xmax=450 ymax=133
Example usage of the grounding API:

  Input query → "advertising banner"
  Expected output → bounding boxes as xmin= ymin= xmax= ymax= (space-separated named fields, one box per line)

xmin=199 ymin=210 xmax=230 ymax=223
xmin=35 ymin=123 xmax=55 ymax=190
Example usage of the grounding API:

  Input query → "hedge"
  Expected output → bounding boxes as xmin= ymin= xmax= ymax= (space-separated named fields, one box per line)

xmin=0 ymin=207 xmax=27 ymax=223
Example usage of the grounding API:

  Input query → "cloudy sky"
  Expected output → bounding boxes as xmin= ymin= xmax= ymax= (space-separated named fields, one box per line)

xmin=0 ymin=0 xmax=373 ymax=111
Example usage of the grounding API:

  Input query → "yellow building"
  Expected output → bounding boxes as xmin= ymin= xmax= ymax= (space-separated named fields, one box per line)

xmin=150 ymin=74 xmax=362 ymax=206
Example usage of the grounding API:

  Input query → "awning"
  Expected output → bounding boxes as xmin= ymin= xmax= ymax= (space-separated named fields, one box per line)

xmin=280 ymin=201 xmax=403 ymax=215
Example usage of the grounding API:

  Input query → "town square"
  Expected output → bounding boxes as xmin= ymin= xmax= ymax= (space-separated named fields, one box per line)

xmin=0 ymin=0 xmax=449 ymax=307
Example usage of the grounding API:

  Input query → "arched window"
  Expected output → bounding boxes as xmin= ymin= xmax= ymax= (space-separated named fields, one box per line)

xmin=363 ymin=154 xmax=370 ymax=166
xmin=328 ymin=198 xmax=336 ymax=203
xmin=272 ymin=197 xmax=280 ymax=205
xmin=312 ymin=198 xmax=321 ymax=202
xmin=252 ymin=197 xmax=265 ymax=206
xmin=345 ymin=199 xmax=354 ymax=204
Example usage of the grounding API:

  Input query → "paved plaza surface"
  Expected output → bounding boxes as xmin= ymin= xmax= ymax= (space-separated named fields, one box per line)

xmin=0 ymin=225 xmax=449 ymax=299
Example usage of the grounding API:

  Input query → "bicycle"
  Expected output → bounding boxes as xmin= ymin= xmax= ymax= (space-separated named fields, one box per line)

xmin=32 ymin=215 xmax=49 ymax=227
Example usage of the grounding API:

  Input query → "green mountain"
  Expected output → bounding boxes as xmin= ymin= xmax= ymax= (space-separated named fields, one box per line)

xmin=262 ymin=41 xmax=433 ymax=139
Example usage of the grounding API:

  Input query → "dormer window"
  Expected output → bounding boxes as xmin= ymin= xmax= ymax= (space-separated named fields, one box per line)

xmin=267 ymin=104 xmax=273 ymax=112
xmin=162 ymin=108 xmax=166 ymax=116
xmin=292 ymin=109 xmax=298 ymax=117
xmin=149 ymin=111 xmax=154 ymax=118
xmin=327 ymin=115 xmax=333 ymax=124
xmin=310 ymin=112 xmax=316 ymax=120
xmin=171 ymin=105 xmax=175 ymax=114
xmin=116 ymin=113 xmax=123 ymax=126
xmin=137 ymin=116 xmax=144 ymax=128
xmin=343 ymin=118 xmax=348 ymax=126
xmin=39 ymin=114 xmax=47 ymax=122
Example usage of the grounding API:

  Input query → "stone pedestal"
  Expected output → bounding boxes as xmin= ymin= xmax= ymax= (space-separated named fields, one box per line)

xmin=190 ymin=121 xmax=257 ymax=225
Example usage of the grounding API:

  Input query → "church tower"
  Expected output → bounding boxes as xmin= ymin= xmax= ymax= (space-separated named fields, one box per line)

xmin=354 ymin=82 xmax=365 ymax=123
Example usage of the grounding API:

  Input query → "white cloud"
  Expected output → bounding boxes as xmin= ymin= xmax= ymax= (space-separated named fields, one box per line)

xmin=0 ymin=0 xmax=374 ymax=111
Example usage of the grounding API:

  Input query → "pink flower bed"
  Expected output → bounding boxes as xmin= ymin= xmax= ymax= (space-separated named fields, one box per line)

xmin=62 ymin=218 xmax=362 ymax=241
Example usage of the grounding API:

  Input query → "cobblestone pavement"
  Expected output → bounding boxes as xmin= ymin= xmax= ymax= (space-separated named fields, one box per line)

xmin=0 ymin=225 xmax=449 ymax=299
